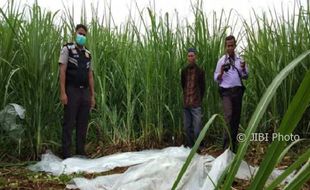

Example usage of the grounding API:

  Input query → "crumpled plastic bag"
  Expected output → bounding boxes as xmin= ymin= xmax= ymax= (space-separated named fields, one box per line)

xmin=0 ymin=103 xmax=25 ymax=140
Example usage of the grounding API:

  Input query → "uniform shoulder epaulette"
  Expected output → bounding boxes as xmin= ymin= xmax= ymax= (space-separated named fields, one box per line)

xmin=64 ymin=43 xmax=75 ymax=50
xmin=85 ymin=48 xmax=91 ymax=55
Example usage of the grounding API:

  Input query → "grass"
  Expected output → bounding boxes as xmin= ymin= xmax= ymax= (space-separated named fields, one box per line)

xmin=172 ymin=52 xmax=310 ymax=189
xmin=0 ymin=1 xmax=309 ymax=188
xmin=0 ymin=164 xmax=128 ymax=189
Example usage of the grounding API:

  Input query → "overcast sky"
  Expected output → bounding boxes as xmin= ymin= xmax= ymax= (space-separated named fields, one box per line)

xmin=0 ymin=0 xmax=306 ymax=26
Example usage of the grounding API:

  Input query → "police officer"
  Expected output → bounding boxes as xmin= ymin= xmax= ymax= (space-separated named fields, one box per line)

xmin=58 ymin=24 xmax=95 ymax=158
xmin=214 ymin=35 xmax=248 ymax=153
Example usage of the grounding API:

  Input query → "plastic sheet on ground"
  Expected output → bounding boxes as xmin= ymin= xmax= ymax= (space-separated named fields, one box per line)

xmin=29 ymin=146 xmax=292 ymax=190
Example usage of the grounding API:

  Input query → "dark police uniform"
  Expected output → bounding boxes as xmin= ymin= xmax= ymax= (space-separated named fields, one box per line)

xmin=59 ymin=43 xmax=91 ymax=158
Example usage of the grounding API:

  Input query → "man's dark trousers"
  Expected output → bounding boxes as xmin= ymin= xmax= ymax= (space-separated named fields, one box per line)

xmin=183 ymin=107 xmax=202 ymax=148
xmin=62 ymin=85 xmax=90 ymax=158
xmin=222 ymin=87 xmax=243 ymax=153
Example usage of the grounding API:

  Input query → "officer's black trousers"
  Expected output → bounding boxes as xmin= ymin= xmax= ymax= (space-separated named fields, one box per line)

xmin=62 ymin=86 xmax=90 ymax=158
xmin=221 ymin=87 xmax=243 ymax=153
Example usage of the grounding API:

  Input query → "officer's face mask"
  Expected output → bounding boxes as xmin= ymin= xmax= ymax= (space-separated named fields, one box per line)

xmin=75 ymin=33 xmax=87 ymax=46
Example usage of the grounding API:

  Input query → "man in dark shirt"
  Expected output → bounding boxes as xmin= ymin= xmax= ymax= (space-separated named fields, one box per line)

xmin=181 ymin=48 xmax=205 ymax=149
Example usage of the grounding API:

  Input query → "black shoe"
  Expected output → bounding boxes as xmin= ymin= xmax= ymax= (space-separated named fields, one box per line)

xmin=197 ymin=146 xmax=204 ymax=154
xmin=231 ymin=145 xmax=238 ymax=153
xmin=197 ymin=148 xmax=201 ymax=154
xmin=62 ymin=154 xmax=71 ymax=159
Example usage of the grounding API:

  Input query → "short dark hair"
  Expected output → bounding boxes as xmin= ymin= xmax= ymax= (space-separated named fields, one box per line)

xmin=225 ymin=35 xmax=236 ymax=45
xmin=75 ymin=24 xmax=88 ymax=33
xmin=187 ymin=47 xmax=197 ymax=54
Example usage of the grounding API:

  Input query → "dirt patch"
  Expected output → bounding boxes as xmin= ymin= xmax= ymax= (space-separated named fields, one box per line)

xmin=0 ymin=166 xmax=129 ymax=190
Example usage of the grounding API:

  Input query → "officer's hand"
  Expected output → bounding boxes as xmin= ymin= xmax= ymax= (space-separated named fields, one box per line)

xmin=220 ymin=65 xmax=225 ymax=75
xmin=90 ymin=96 xmax=95 ymax=109
xmin=240 ymin=61 xmax=246 ymax=70
xmin=60 ymin=93 xmax=68 ymax=105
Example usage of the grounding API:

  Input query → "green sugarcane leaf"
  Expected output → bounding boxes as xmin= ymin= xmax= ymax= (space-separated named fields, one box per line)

xmin=266 ymin=148 xmax=310 ymax=190
xmin=222 ymin=50 xmax=310 ymax=189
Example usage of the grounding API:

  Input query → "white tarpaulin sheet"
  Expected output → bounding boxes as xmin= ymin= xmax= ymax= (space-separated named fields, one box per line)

xmin=29 ymin=146 xmax=291 ymax=190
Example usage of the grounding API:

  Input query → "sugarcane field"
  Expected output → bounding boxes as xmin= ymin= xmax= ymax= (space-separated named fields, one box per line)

xmin=0 ymin=0 xmax=310 ymax=189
